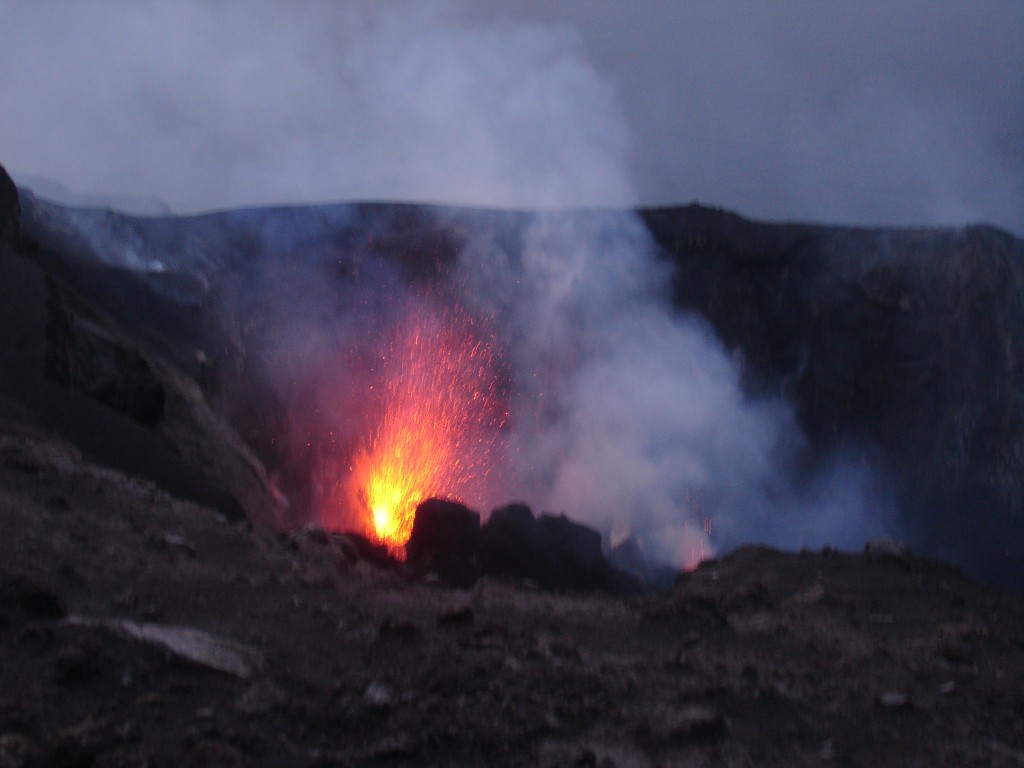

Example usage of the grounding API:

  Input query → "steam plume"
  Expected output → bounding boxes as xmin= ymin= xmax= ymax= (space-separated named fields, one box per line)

xmin=452 ymin=209 xmax=893 ymax=568
xmin=6 ymin=1 xmax=900 ymax=569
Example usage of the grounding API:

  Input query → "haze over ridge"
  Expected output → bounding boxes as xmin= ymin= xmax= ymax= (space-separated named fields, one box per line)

xmin=0 ymin=1 xmax=1020 ymax=233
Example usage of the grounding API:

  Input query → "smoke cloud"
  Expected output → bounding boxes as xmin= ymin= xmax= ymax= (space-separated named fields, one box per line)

xmin=5 ymin=1 xmax=906 ymax=567
xmin=1 ymin=1 xmax=1020 ymax=232
xmin=0 ymin=1 xmax=632 ymax=211
xmin=452 ymin=209 xmax=893 ymax=568
xmin=482 ymin=1 xmax=1024 ymax=234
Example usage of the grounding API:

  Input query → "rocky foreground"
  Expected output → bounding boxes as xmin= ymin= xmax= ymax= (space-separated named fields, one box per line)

xmin=1 ymin=410 xmax=1021 ymax=767
xmin=2 ymin=163 xmax=1023 ymax=765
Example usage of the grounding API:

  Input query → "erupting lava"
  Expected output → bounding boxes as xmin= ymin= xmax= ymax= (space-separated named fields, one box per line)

xmin=345 ymin=300 xmax=506 ymax=550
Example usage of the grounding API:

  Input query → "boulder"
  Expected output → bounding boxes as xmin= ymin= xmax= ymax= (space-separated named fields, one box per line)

xmin=334 ymin=532 xmax=392 ymax=568
xmin=477 ymin=503 xmax=544 ymax=578
xmin=537 ymin=513 xmax=603 ymax=564
xmin=479 ymin=504 xmax=642 ymax=593
xmin=406 ymin=498 xmax=480 ymax=587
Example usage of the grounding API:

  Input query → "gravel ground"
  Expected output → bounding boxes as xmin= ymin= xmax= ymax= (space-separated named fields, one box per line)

xmin=1 ymin=413 xmax=1022 ymax=767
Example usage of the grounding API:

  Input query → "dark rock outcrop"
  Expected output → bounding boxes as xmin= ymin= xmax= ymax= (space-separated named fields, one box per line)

xmin=334 ymin=532 xmax=393 ymax=568
xmin=480 ymin=504 xmax=642 ymax=592
xmin=476 ymin=503 xmax=537 ymax=578
xmin=643 ymin=207 xmax=1024 ymax=586
xmin=0 ymin=174 xmax=287 ymax=528
xmin=406 ymin=498 xmax=481 ymax=587
xmin=45 ymin=279 xmax=166 ymax=428
xmin=39 ymin=279 xmax=283 ymax=527
xmin=0 ymin=570 xmax=65 ymax=629
xmin=0 ymin=163 xmax=18 ymax=245
xmin=404 ymin=500 xmax=644 ymax=592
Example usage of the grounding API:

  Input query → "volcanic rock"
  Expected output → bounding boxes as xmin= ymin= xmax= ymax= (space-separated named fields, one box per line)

xmin=0 ymin=164 xmax=19 ymax=246
xmin=436 ymin=605 xmax=474 ymax=627
xmin=64 ymin=615 xmax=264 ymax=678
xmin=47 ymin=716 xmax=130 ymax=768
xmin=45 ymin=279 xmax=167 ymax=429
xmin=535 ymin=512 xmax=612 ymax=589
xmin=362 ymin=681 xmax=393 ymax=710
xmin=477 ymin=503 xmax=539 ymax=577
xmin=42 ymin=280 xmax=283 ymax=528
xmin=0 ymin=570 xmax=65 ymax=629
xmin=864 ymin=536 xmax=910 ymax=559
xmin=0 ymin=193 xmax=283 ymax=530
xmin=0 ymin=733 xmax=36 ymax=768
xmin=234 ymin=681 xmax=286 ymax=715
xmin=332 ymin=532 xmax=391 ymax=568
xmin=876 ymin=691 xmax=911 ymax=710
xmin=479 ymin=504 xmax=641 ymax=592
xmin=644 ymin=206 xmax=1024 ymax=587
xmin=666 ymin=705 xmax=728 ymax=743
xmin=0 ymin=414 xmax=1021 ymax=765
xmin=406 ymin=498 xmax=481 ymax=587
xmin=53 ymin=642 xmax=107 ymax=685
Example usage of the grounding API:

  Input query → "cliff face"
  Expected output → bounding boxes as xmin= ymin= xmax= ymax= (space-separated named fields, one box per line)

xmin=5 ymin=164 xmax=1023 ymax=589
xmin=0 ymin=165 xmax=284 ymax=527
xmin=644 ymin=207 xmax=1024 ymax=585
xmin=0 ymin=163 xmax=18 ymax=244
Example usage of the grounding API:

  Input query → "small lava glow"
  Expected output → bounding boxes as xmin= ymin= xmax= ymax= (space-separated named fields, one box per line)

xmin=345 ymin=299 xmax=507 ymax=550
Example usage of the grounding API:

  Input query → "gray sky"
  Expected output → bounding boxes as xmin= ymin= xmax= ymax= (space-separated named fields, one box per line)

xmin=1 ymin=0 xmax=1021 ymax=232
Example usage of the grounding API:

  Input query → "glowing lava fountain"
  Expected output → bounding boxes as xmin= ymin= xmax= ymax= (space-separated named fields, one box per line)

xmin=344 ymin=300 xmax=507 ymax=551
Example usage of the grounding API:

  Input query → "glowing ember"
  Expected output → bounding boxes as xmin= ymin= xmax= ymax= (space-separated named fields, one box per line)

xmin=680 ymin=492 xmax=714 ymax=571
xmin=345 ymin=299 xmax=506 ymax=550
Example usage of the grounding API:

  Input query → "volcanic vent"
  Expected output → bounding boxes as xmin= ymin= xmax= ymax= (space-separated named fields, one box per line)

xmin=332 ymin=297 xmax=508 ymax=552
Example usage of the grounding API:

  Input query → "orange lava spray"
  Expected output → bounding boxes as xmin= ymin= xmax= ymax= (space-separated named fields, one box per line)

xmin=345 ymin=300 xmax=506 ymax=551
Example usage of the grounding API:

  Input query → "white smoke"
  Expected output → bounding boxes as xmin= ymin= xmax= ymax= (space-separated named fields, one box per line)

xmin=2 ymin=2 xmax=1020 ymax=233
xmin=0 ymin=0 xmax=633 ymax=211
xmin=454 ymin=208 xmax=893 ymax=568
xmin=3 ymin=0 xmax=897 ymax=566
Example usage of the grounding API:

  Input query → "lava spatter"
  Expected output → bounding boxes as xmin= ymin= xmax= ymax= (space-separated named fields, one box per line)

xmin=345 ymin=299 xmax=507 ymax=551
